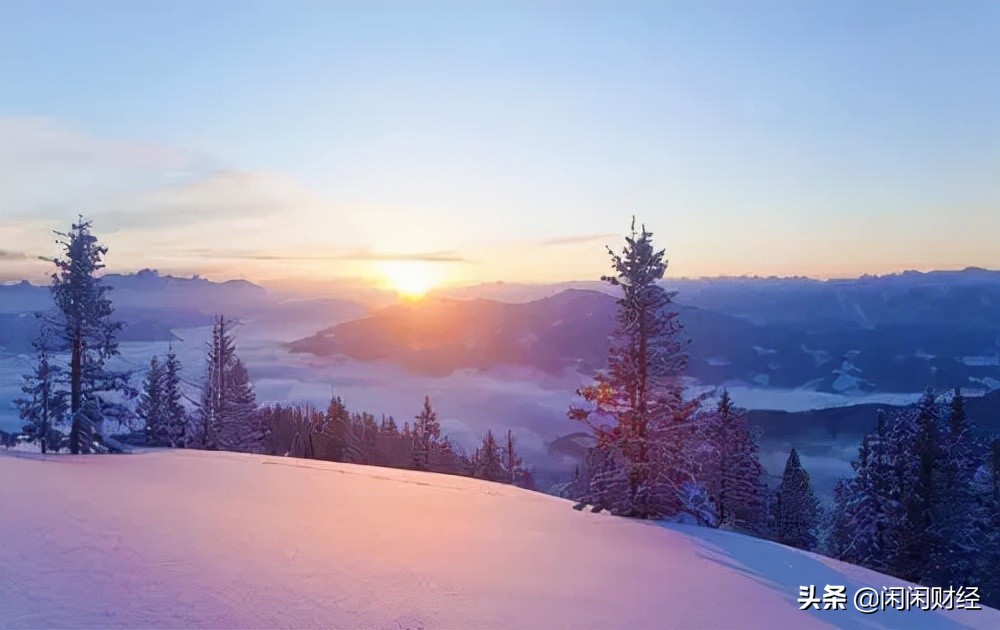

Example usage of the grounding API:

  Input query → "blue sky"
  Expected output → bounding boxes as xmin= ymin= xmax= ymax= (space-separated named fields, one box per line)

xmin=1 ymin=1 xmax=997 ymax=288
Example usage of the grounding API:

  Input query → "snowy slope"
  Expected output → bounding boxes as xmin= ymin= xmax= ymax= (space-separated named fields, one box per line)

xmin=0 ymin=450 xmax=996 ymax=629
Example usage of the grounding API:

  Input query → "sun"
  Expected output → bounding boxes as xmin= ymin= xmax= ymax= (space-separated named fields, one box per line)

xmin=379 ymin=261 xmax=440 ymax=299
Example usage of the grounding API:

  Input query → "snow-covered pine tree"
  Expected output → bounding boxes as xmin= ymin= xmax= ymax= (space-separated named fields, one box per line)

xmin=216 ymin=357 xmax=262 ymax=453
xmin=568 ymin=218 xmax=694 ymax=519
xmin=195 ymin=316 xmax=233 ymax=448
xmin=894 ymin=388 xmax=943 ymax=582
xmin=828 ymin=478 xmax=855 ymax=558
xmin=830 ymin=409 xmax=902 ymax=571
xmin=161 ymin=344 xmax=188 ymax=447
xmin=48 ymin=216 xmax=130 ymax=453
xmin=772 ymin=448 xmax=820 ymax=550
xmin=472 ymin=430 xmax=506 ymax=482
xmin=412 ymin=396 xmax=441 ymax=471
xmin=196 ymin=316 xmax=263 ymax=452
xmin=137 ymin=355 xmax=168 ymax=446
xmin=927 ymin=388 xmax=983 ymax=588
xmin=705 ymin=390 xmax=764 ymax=531
xmin=15 ymin=320 xmax=68 ymax=453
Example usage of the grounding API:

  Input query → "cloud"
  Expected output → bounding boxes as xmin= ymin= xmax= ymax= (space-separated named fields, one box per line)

xmin=0 ymin=116 xmax=219 ymax=224
xmin=0 ymin=250 xmax=32 ymax=261
xmin=0 ymin=117 xmax=195 ymax=170
xmin=0 ymin=118 xmax=488 ymax=282
xmin=97 ymin=170 xmax=328 ymax=231
xmin=332 ymin=248 xmax=470 ymax=263
xmin=178 ymin=247 xmax=472 ymax=264
xmin=536 ymin=233 xmax=617 ymax=246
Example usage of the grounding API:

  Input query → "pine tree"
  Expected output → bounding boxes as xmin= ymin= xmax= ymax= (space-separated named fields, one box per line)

xmin=196 ymin=316 xmax=262 ymax=452
xmin=137 ymin=356 xmax=167 ymax=446
xmin=15 ymin=321 xmax=68 ymax=453
xmin=196 ymin=315 xmax=235 ymax=449
xmin=705 ymin=390 xmax=764 ymax=531
xmin=324 ymin=394 xmax=351 ymax=460
xmin=412 ymin=396 xmax=441 ymax=471
xmin=48 ymin=216 xmax=129 ymax=453
xmin=925 ymin=388 xmax=982 ymax=587
xmin=568 ymin=218 xmax=693 ymax=518
xmin=773 ymin=448 xmax=820 ymax=550
xmin=895 ymin=388 xmax=943 ymax=582
xmin=161 ymin=344 xmax=188 ymax=447
xmin=472 ymin=430 xmax=506 ymax=482
xmin=216 ymin=357 xmax=261 ymax=453
xmin=831 ymin=409 xmax=902 ymax=571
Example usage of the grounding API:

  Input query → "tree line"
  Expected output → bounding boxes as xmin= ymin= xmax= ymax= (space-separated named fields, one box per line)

xmin=12 ymin=217 xmax=534 ymax=489
xmin=826 ymin=389 xmax=1000 ymax=607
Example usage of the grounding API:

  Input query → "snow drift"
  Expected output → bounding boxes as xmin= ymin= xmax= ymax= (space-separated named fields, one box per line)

xmin=1 ymin=449 xmax=996 ymax=629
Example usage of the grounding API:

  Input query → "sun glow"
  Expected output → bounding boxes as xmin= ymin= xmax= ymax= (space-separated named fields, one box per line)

xmin=378 ymin=261 xmax=441 ymax=299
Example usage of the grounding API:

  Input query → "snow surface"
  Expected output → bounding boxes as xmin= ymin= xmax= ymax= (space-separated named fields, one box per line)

xmin=2 ymin=450 xmax=996 ymax=629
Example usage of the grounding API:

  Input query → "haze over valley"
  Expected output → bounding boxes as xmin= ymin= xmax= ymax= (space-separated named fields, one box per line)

xmin=3 ymin=266 xmax=997 ymax=494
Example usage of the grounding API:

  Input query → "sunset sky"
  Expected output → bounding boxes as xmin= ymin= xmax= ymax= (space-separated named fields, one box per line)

xmin=1 ymin=1 xmax=998 ymax=290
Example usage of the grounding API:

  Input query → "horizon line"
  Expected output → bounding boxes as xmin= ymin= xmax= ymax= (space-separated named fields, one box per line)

xmin=2 ymin=264 xmax=999 ymax=290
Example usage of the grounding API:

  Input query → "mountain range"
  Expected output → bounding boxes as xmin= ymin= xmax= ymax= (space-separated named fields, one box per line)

xmin=0 ymin=269 xmax=363 ymax=351
xmin=4 ymin=267 xmax=998 ymax=395
xmin=290 ymin=269 xmax=1000 ymax=394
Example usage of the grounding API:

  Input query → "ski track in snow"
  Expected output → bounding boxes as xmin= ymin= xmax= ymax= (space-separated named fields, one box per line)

xmin=1 ymin=449 xmax=997 ymax=629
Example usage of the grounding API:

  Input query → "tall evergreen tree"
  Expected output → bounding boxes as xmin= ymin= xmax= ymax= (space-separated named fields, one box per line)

xmin=137 ymin=356 xmax=167 ymax=445
xmin=773 ymin=448 xmax=820 ymax=550
xmin=324 ymin=394 xmax=351 ymax=459
xmin=15 ymin=321 xmax=68 ymax=453
xmin=196 ymin=316 xmax=262 ymax=452
xmin=161 ymin=344 xmax=188 ymax=447
xmin=472 ymin=430 xmax=506 ymax=482
xmin=196 ymin=315 xmax=234 ymax=449
xmin=412 ymin=396 xmax=441 ymax=471
xmin=705 ymin=390 xmax=764 ymax=531
xmin=895 ymin=388 xmax=943 ymax=582
xmin=215 ymin=357 xmax=261 ymax=453
xmin=48 ymin=217 xmax=128 ymax=453
xmin=831 ymin=409 xmax=903 ymax=571
xmin=568 ymin=218 xmax=693 ymax=518
xmin=927 ymin=389 xmax=989 ymax=588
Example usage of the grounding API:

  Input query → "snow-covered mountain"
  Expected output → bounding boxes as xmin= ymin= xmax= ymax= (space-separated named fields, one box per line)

xmin=291 ymin=276 xmax=1000 ymax=394
xmin=1 ymin=449 xmax=995 ymax=629
xmin=441 ymin=268 xmax=1000 ymax=329
xmin=0 ymin=270 xmax=364 ymax=351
